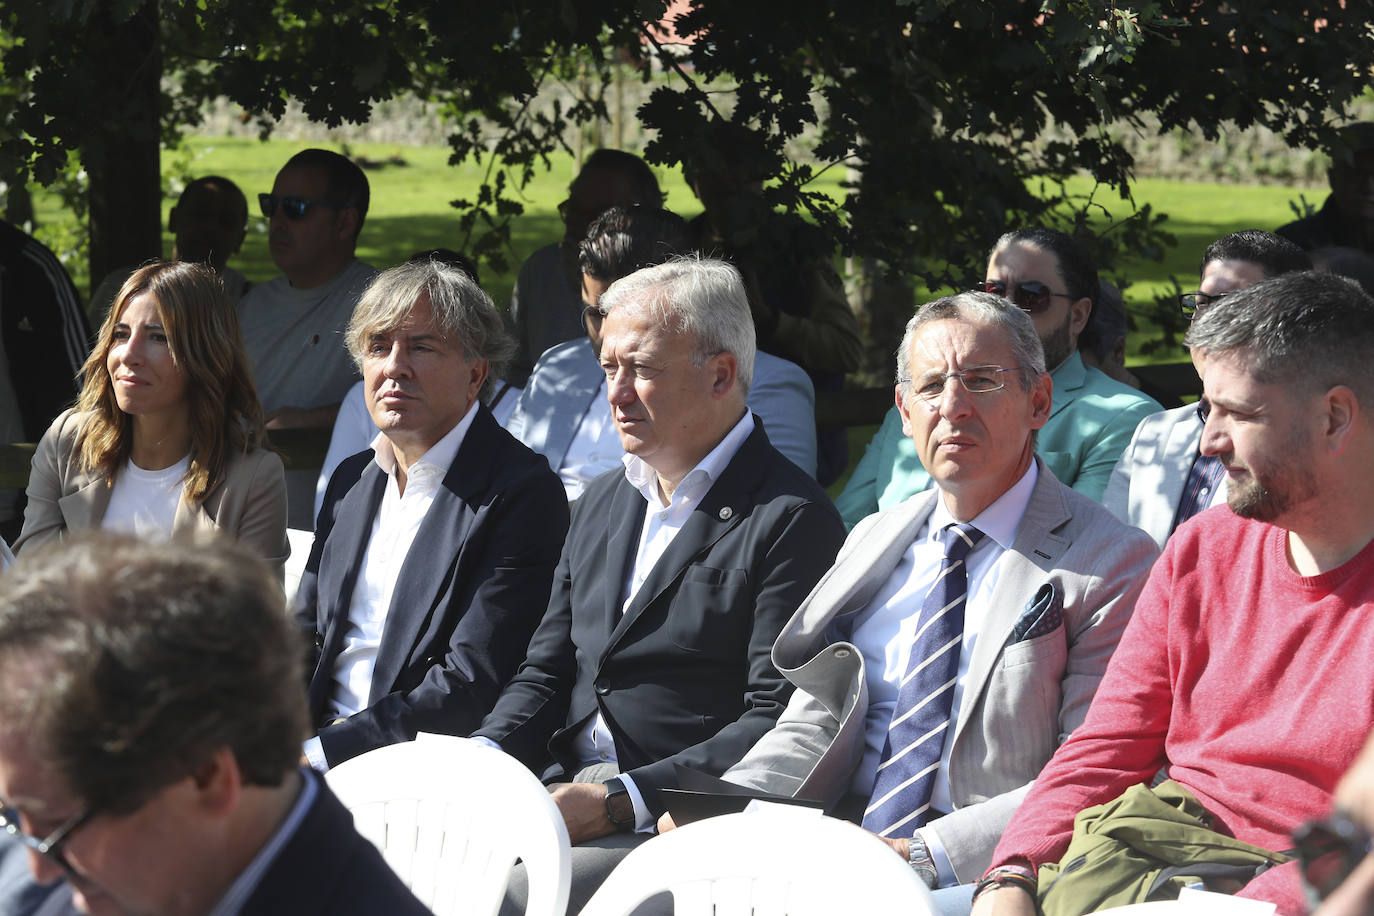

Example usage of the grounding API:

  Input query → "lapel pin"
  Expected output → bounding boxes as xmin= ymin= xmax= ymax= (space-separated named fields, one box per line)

xmin=718 ymin=506 xmax=733 ymax=520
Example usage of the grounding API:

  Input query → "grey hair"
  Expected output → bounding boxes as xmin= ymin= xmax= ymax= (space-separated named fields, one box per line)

xmin=347 ymin=258 xmax=515 ymax=375
xmin=1185 ymin=269 xmax=1374 ymax=403
xmin=896 ymin=290 xmax=1046 ymax=396
xmin=598 ymin=256 xmax=756 ymax=395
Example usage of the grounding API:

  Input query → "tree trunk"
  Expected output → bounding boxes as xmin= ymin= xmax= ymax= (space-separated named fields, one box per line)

xmin=85 ymin=0 xmax=162 ymax=296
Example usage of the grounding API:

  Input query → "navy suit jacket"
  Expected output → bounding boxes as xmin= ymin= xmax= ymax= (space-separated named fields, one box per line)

xmin=474 ymin=420 xmax=846 ymax=816
xmin=296 ymin=405 xmax=569 ymax=766
xmin=242 ymin=772 xmax=431 ymax=914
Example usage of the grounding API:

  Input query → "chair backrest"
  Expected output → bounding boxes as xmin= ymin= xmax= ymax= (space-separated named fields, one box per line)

xmin=579 ymin=804 xmax=938 ymax=916
xmin=325 ymin=733 xmax=571 ymax=916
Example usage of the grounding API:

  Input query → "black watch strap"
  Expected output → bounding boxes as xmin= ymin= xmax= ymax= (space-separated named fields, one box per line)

xmin=604 ymin=777 xmax=635 ymax=830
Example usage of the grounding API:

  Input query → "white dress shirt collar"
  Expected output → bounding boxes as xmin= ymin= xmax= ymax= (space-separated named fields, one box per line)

xmin=370 ymin=398 xmax=479 ymax=491
xmin=622 ymin=409 xmax=755 ymax=510
xmin=930 ymin=458 xmax=1039 ymax=550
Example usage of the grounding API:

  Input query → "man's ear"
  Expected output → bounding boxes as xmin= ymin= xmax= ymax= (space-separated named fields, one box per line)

xmin=1069 ymin=296 xmax=1092 ymax=339
xmin=465 ymin=358 xmax=490 ymax=407
xmin=710 ymin=351 xmax=739 ymax=399
xmin=1323 ymin=385 xmax=1358 ymax=454
xmin=896 ymin=384 xmax=914 ymax=438
xmin=189 ymin=746 xmax=242 ymax=817
xmin=1028 ymin=372 xmax=1053 ymax=429
xmin=334 ymin=207 xmax=360 ymax=242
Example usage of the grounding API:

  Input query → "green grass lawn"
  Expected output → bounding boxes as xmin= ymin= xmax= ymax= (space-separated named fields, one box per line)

xmin=33 ymin=135 xmax=1310 ymax=363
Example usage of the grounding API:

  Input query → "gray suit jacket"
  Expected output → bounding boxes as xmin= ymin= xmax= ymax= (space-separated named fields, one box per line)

xmin=1103 ymin=404 xmax=1208 ymax=549
xmin=508 ymin=338 xmax=819 ymax=478
xmin=15 ymin=408 xmax=289 ymax=579
xmin=724 ymin=460 xmax=1158 ymax=882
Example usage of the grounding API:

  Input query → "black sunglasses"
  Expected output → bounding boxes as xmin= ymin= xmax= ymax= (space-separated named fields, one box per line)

xmin=1294 ymin=812 xmax=1373 ymax=906
xmin=0 ymin=798 xmax=98 ymax=874
xmin=1179 ymin=291 xmax=1229 ymax=320
xmin=258 ymin=194 xmax=347 ymax=221
xmin=977 ymin=280 xmax=1075 ymax=315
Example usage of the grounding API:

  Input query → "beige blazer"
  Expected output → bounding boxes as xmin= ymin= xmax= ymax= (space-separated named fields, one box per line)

xmin=15 ymin=409 xmax=289 ymax=579
xmin=724 ymin=460 xmax=1159 ymax=882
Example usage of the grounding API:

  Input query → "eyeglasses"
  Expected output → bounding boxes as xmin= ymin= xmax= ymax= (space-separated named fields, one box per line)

xmin=0 ymin=799 xmax=97 ymax=873
xmin=977 ymin=280 xmax=1075 ymax=315
xmin=900 ymin=366 xmax=1025 ymax=403
xmin=257 ymin=194 xmax=347 ymax=221
xmin=1179 ymin=291 xmax=1228 ymax=320
xmin=1195 ymin=397 xmax=1210 ymax=424
xmin=581 ymin=302 xmax=604 ymax=335
xmin=1294 ymin=812 xmax=1373 ymax=906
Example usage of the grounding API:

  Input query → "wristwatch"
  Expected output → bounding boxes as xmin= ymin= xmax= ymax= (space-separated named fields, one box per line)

xmin=908 ymin=833 xmax=939 ymax=888
xmin=603 ymin=777 xmax=635 ymax=831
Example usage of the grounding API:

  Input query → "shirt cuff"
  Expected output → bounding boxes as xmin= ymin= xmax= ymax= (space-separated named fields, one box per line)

xmin=920 ymin=825 xmax=957 ymax=888
xmin=302 ymin=736 xmax=329 ymax=773
xmin=616 ymin=773 xmax=656 ymax=834
xmin=470 ymin=736 xmax=503 ymax=752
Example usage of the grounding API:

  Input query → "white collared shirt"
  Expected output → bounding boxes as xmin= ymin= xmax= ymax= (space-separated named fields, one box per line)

xmin=570 ymin=409 xmax=756 ymax=830
xmin=325 ymin=401 xmax=478 ymax=723
xmin=848 ymin=462 xmax=1038 ymax=884
xmin=557 ymin=379 xmax=622 ymax=500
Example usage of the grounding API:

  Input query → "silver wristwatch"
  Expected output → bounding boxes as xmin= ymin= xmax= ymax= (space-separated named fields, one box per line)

xmin=908 ymin=833 xmax=939 ymax=888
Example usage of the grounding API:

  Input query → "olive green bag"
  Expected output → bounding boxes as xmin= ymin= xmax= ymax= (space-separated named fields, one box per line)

xmin=1037 ymin=780 xmax=1289 ymax=916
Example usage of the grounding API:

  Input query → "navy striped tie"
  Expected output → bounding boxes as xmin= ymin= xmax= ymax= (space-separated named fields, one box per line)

xmin=862 ymin=522 xmax=983 ymax=838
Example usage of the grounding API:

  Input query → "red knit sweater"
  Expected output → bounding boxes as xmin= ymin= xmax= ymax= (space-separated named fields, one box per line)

xmin=990 ymin=506 xmax=1374 ymax=914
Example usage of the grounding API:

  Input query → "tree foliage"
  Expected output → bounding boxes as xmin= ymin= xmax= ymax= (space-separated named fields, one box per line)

xmin=1 ymin=0 xmax=1371 ymax=316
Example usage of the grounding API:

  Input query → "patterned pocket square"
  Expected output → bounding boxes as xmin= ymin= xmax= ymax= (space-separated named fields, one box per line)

xmin=1009 ymin=583 xmax=1063 ymax=643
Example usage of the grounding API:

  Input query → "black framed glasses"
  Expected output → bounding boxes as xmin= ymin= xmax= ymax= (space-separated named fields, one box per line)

xmin=257 ymin=194 xmax=347 ymax=221
xmin=1294 ymin=812 xmax=1373 ymax=906
xmin=1195 ymin=397 xmax=1211 ymax=424
xmin=977 ymin=280 xmax=1076 ymax=315
xmin=900 ymin=366 xmax=1025 ymax=403
xmin=1179 ymin=291 xmax=1228 ymax=320
xmin=0 ymin=799 xmax=97 ymax=873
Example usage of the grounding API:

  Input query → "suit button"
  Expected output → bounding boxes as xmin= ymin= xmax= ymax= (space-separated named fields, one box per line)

xmin=595 ymin=680 xmax=611 ymax=695
xmin=423 ymin=655 xmax=438 ymax=666
xmin=314 ymin=633 xmax=324 ymax=649
xmin=833 ymin=648 xmax=850 ymax=659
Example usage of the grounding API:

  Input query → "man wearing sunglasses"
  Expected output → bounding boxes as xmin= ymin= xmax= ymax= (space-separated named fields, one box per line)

xmin=237 ymin=148 xmax=378 ymax=528
xmin=0 ymin=532 xmax=429 ymax=916
xmin=977 ymin=270 xmax=1374 ymax=916
xmin=836 ymin=227 xmax=1161 ymax=529
xmin=1104 ymin=230 xmax=1310 ymax=548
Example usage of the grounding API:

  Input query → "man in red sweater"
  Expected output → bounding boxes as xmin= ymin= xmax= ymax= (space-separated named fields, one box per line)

xmin=974 ymin=270 xmax=1374 ymax=916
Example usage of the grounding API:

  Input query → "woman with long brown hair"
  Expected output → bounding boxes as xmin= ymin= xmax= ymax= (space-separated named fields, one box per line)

xmin=15 ymin=260 xmax=287 ymax=575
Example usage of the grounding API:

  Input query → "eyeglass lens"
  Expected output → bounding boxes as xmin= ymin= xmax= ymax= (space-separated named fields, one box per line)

xmin=979 ymin=280 xmax=1055 ymax=314
xmin=257 ymin=194 xmax=311 ymax=221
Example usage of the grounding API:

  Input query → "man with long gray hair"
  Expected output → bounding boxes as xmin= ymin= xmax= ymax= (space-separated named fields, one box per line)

xmin=296 ymin=257 xmax=567 ymax=770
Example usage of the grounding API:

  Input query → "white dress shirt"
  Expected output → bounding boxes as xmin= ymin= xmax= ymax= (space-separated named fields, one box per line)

xmin=556 ymin=379 xmax=622 ymax=500
xmin=303 ymin=401 xmax=477 ymax=771
xmin=848 ymin=462 xmax=1038 ymax=885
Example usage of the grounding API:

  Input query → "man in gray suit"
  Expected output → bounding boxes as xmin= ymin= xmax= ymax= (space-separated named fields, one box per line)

xmin=680 ymin=290 xmax=1157 ymax=898
xmin=1104 ymin=231 xmax=1310 ymax=547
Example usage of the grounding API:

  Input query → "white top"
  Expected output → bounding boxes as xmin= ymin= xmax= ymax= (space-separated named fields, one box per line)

xmin=569 ymin=410 xmax=757 ymax=831
xmin=324 ymin=400 xmax=478 ymax=723
xmin=102 ymin=455 xmax=192 ymax=540
xmin=848 ymin=461 xmax=1038 ymax=885
xmin=237 ymin=259 xmax=376 ymax=414
xmin=557 ymin=379 xmax=622 ymax=500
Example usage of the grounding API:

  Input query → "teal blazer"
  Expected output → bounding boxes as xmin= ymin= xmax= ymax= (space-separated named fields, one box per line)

xmin=835 ymin=351 xmax=1162 ymax=528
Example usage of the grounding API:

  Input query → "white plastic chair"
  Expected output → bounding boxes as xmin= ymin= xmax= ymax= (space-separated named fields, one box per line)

xmin=283 ymin=527 xmax=315 ymax=603
xmin=579 ymin=802 xmax=938 ymax=916
xmin=325 ymin=733 xmax=571 ymax=916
